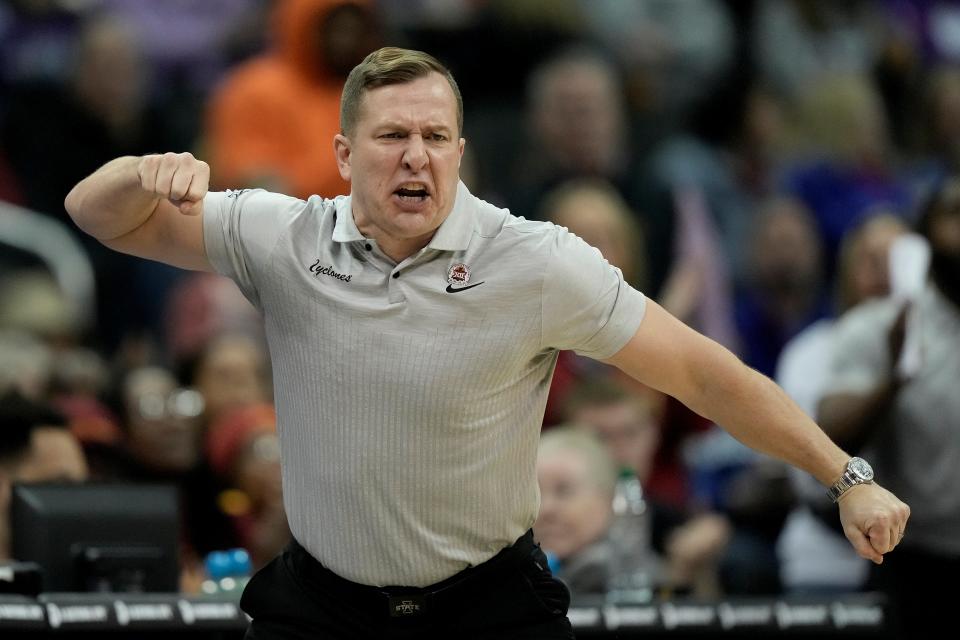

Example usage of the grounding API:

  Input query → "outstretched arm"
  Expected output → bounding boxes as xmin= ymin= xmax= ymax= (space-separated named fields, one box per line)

xmin=604 ymin=300 xmax=910 ymax=563
xmin=64 ymin=152 xmax=212 ymax=271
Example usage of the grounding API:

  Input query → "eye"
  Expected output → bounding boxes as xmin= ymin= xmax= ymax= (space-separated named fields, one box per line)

xmin=380 ymin=132 xmax=403 ymax=139
xmin=429 ymin=132 xmax=448 ymax=142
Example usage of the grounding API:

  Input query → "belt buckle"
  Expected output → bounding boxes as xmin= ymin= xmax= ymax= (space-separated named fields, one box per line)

xmin=388 ymin=594 xmax=426 ymax=617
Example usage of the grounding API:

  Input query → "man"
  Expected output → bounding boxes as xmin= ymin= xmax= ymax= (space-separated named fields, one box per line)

xmin=776 ymin=213 xmax=907 ymax=594
xmin=65 ymin=47 xmax=909 ymax=640
xmin=563 ymin=379 xmax=730 ymax=598
xmin=818 ymin=180 xmax=960 ymax=636
xmin=534 ymin=426 xmax=625 ymax=596
xmin=1 ymin=392 xmax=89 ymax=562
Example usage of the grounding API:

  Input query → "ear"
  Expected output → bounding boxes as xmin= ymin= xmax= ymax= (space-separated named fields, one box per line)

xmin=458 ymin=137 xmax=465 ymax=167
xmin=334 ymin=134 xmax=352 ymax=182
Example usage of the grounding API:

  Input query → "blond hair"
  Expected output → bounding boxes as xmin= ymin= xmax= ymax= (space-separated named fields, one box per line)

xmin=538 ymin=425 xmax=619 ymax=497
xmin=340 ymin=47 xmax=462 ymax=136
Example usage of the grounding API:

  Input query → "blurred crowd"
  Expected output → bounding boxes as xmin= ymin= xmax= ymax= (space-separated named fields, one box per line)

xmin=1 ymin=0 xmax=958 ymax=632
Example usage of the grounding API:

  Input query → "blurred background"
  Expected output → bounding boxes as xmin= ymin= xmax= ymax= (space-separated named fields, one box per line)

xmin=1 ymin=0 xmax=959 ymax=636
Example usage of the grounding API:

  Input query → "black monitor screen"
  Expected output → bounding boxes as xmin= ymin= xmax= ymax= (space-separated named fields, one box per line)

xmin=10 ymin=483 xmax=179 ymax=592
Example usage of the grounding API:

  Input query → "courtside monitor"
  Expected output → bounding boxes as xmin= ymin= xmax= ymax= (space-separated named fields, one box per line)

xmin=10 ymin=483 xmax=179 ymax=592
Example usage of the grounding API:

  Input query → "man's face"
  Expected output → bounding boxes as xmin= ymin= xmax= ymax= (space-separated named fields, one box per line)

xmin=15 ymin=428 xmax=88 ymax=484
xmin=846 ymin=216 xmax=905 ymax=305
xmin=572 ymin=400 xmax=659 ymax=483
xmin=335 ymin=73 xmax=465 ymax=249
xmin=534 ymin=448 xmax=611 ymax=561
xmin=125 ymin=369 xmax=202 ymax=474
xmin=534 ymin=63 xmax=622 ymax=174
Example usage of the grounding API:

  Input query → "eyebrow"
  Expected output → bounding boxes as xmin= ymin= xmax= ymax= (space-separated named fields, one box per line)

xmin=374 ymin=121 xmax=454 ymax=134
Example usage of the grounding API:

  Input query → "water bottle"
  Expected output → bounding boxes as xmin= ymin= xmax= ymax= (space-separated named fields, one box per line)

xmin=201 ymin=548 xmax=252 ymax=599
xmin=606 ymin=469 xmax=655 ymax=604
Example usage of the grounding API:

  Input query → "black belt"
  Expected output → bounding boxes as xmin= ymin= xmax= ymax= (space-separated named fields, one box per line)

xmin=285 ymin=530 xmax=538 ymax=620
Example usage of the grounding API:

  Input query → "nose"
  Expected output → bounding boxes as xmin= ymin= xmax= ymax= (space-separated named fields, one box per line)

xmin=402 ymin=134 xmax=428 ymax=172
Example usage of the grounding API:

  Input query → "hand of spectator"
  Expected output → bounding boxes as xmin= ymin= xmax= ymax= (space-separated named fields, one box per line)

xmin=665 ymin=513 xmax=731 ymax=579
xmin=838 ymin=482 xmax=910 ymax=564
xmin=137 ymin=152 xmax=210 ymax=215
xmin=887 ymin=303 xmax=909 ymax=376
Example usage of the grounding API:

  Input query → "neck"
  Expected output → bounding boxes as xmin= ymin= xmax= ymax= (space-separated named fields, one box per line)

xmin=353 ymin=212 xmax=438 ymax=264
xmin=374 ymin=234 xmax=434 ymax=263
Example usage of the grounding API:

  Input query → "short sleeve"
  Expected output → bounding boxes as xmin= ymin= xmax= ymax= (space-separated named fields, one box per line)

xmin=541 ymin=226 xmax=647 ymax=359
xmin=202 ymin=189 xmax=301 ymax=307
xmin=826 ymin=302 xmax=897 ymax=394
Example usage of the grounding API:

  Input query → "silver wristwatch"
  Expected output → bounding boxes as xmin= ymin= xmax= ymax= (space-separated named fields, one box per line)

xmin=827 ymin=457 xmax=875 ymax=503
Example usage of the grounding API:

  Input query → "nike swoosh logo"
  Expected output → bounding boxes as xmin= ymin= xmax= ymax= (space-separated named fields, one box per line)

xmin=445 ymin=281 xmax=485 ymax=293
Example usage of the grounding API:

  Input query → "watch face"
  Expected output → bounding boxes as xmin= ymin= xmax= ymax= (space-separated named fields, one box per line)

xmin=849 ymin=457 xmax=874 ymax=482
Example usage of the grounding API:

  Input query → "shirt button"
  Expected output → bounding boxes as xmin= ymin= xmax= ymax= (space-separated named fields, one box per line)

xmin=392 ymin=272 xmax=400 ymax=279
xmin=365 ymin=244 xmax=372 ymax=251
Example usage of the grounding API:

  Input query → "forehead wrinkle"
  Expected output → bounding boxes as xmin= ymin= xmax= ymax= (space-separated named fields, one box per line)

xmin=360 ymin=77 xmax=458 ymax=133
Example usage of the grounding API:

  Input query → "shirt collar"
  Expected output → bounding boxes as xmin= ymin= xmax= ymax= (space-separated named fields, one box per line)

xmin=427 ymin=181 xmax=475 ymax=252
xmin=331 ymin=182 xmax=476 ymax=252
xmin=331 ymin=196 xmax=365 ymax=243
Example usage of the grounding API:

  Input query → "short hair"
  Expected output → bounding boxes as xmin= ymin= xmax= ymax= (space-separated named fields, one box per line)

xmin=562 ymin=377 xmax=651 ymax=422
xmin=340 ymin=47 xmax=463 ymax=136
xmin=526 ymin=45 xmax=623 ymax=113
xmin=0 ymin=390 xmax=67 ymax=468
xmin=538 ymin=425 xmax=619 ymax=497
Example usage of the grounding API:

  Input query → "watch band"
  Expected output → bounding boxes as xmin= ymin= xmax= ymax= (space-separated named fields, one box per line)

xmin=827 ymin=460 xmax=874 ymax=503
xmin=827 ymin=471 xmax=854 ymax=502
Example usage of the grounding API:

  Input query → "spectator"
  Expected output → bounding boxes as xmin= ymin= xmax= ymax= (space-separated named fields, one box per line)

xmin=538 ymin=180 xmax=714 ymax=508
xmin=178 ymin=333 xmax=271 ymax=427
xmin=205 ymin=0 xmax=382 ymax=199
xmin=503 ymin=46 xmax=678 ymax=296
xmin=735 ymin=196 xmax=829 ymax=377
xmin=818 ymin=176 xmax=960 ymax=636
xmin=1 ymin=13 xmax=182 ymax=353
xmin=0 ymin=331 xmax=52 ymax=401
xmin=90 ymin=366 xmax=235 ymax=576
xmin=206 ymin=403 xmax=289 ymax=569
xmin=776 ymin=212 xmax=907 ymax=594
xmin=785 ymin=72 xmax=912 ymax=280
xmin=753 ymin=0 xmax=885 ymax=99
xmin=563 ymin=380 xmax=730 ymax=597
xmin=0 ymin=391 xmax=88 ymax=561
xmin=534 ymin=425 xmax=647 ymax=596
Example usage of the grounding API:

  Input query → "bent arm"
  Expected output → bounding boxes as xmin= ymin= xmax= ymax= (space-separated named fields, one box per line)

xmin=64 ymin=153 xmax=212 ymax=271
xmin=817 ymin=382 xmax=900 ymax=452
xmin=604 ymin=300 xmax=849 ymax=485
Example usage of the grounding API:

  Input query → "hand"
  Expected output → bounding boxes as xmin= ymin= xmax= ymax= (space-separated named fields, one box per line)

xmin=838 ymin=482 xmax=910 ymax=564
xmin=137 ymin=152 xmax=210 ymax=215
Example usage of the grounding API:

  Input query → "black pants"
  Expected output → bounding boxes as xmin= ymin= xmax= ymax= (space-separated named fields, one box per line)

xmin=240 ymin=531 xmax=575 ymax=639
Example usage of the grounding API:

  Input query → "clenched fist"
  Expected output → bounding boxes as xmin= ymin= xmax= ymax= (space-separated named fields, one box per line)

xmin=839 ymin=482 xmax=911 ymax=563
xmin=138 ymin=152 xmax=210 ymax=215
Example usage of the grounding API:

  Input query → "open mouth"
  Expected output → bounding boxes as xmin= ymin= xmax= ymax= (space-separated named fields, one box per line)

xmin=394 ymin=184 xmax=430 ymax=202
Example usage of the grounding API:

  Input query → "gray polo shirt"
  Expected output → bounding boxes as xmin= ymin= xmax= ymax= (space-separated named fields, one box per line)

xmin=826 ymin=284 xmax=960 ymax=555
xmin=203 ymin=182 xmax=647 ymax=586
